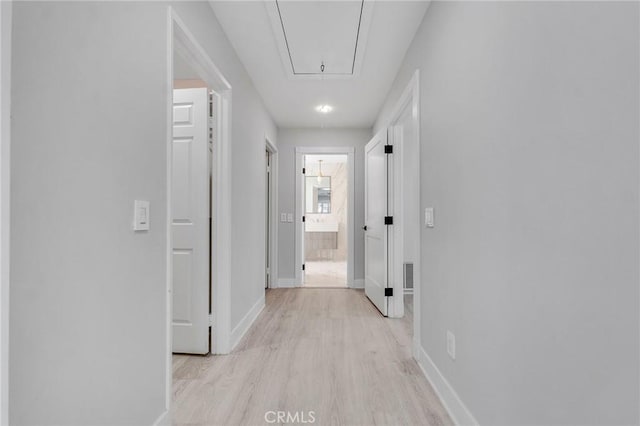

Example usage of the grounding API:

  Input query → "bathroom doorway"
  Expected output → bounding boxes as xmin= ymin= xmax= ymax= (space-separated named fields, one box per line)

xmin=302 ymin=154 xmax=348 ymax=287
xmin=295 ymin=147 xmax=355 ymax=288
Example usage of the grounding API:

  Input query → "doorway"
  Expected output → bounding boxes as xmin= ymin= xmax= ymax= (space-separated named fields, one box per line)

xmin=302 ymin=154 xmax=348 ymax=287
xmin=166 ymin=7 xmax=232 ymax=362
xmin=165 ymin=10 xmax=235 ymax=422
xmin=363 ymin=71 xmax=420 ymax=350
xmin=295 ymin=147 xmax=355 ymax=288
xmin=265 ymin=138 xmax=278 ymax=289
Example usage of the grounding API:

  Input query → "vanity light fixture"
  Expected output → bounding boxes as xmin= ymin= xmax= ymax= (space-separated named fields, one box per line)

xmin=317 ymin=160 xmax=323 ymax=184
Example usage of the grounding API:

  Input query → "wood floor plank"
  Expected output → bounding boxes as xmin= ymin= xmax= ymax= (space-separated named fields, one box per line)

xmin=173 ymin=289 xmax=452 ymax=426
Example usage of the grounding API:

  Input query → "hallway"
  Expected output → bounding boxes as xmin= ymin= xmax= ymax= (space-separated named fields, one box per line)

xmin=173 ymin=289 xmax=451 ymax=425
xmin=3 ymin=1 xmax=639 ymax=424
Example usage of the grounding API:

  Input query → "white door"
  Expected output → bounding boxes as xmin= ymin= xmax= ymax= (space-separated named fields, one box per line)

xmin=172 ymin=88 xmax=210 ymax=354
xmin=364 ymin=130 xmax=390 ymax=316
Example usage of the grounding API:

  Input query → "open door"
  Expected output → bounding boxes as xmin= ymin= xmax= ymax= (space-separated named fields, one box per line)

xmin=364 ymin=130 xmax=391 ymax=316
xmin=172 ymin=87 xmax=210 ymax=354
xmin=265 ymin=148 xmax=271 ymax=289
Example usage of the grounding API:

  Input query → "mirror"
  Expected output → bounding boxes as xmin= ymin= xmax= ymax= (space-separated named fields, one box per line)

xmin=305 ymin=176 xmax=331 ymax=214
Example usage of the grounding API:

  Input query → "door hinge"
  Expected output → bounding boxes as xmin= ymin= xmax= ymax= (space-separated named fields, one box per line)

xmin=384 ymin=145 xmax=393 ymax=154
xmin=302 ymin=216 xmax=306 ymax=222
xmin=385 ymin=216 xmax=394 ymax=225
xmin=302 ymin=167 xmax=306 ymax=174
xmin=385 ymin=288 xmax=394 ymax=297
xmin=302 ymin=264 xmax=306 ymax=271
xmin=208 ymin=313 xmax=214 ymax=327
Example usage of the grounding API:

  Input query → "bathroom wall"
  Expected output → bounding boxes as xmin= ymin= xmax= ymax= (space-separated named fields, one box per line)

xmin=305 ymin=159 xmax=348 ymax=261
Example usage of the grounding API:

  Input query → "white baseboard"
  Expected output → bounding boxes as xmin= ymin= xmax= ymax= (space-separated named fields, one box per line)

xmin=276 ymin=278 xmax=297 ymax=288
xmin=415 ymin=343 xmax=479 ymax=426
xmin=230 ymin=295 xmax=265 ymax=350
xmin=351 ymin=278 xmax=364 ymax=289
xmin=152 ymin=410 xmax=170 ymax=426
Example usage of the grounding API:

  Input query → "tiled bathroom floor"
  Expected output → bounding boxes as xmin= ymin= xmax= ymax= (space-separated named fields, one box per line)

xmin=303 ymin=261 xmax=347 ymax=287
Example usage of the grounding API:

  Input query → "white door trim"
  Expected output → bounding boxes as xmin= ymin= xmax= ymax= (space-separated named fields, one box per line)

xmin=0 ymin=1 xmax=11 ymax=423
xmin=165 ymin=6 xmax=233 ymax=420
xmin=295 ymin=147 xmax=355 ymax=288
xmin=381 ymin=71 xmax=421 ymax=348
xmin=265 ymin=137 xmax=278 ymax=289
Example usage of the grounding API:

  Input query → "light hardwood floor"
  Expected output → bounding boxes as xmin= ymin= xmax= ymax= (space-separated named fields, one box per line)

xmin=303 ymin=261 xmax=347 ymax=287
xmin=173 ymin=289 xmax=451 ymax=426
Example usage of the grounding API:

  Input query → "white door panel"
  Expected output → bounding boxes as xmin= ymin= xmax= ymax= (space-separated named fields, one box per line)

xmin=172 ymin=250 xmax=194 ymax=322
xmin=364 ymin=130 xmax=389 ymax=316
xmin=172 ymin=88 xmax=210 ymax=354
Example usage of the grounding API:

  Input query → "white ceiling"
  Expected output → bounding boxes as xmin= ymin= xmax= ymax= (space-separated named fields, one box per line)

xmin=209 ymin=1 xmax=430 ymax=128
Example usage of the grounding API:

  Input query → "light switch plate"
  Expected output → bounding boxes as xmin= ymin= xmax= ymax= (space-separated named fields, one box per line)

xmin=446 ymin=330 xmax=456 ymax=360
xmin=425 ymin=207 xmax=434 ymax=228
xmin=287 ymin=213 xmax=293 ymax=223
xmin=280 ymin=213 xmax=287 ymax=223
xmin=133 ymin=200 xmax=150 ymax=231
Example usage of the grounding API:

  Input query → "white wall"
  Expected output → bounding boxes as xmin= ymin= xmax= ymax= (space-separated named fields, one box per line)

xmin=0 ymin=1 xmax=11 ymax=424
xmin=10 ymin=1 xmax=275 ymax=424
xmin=174 ymin=51 xmax=199 ymax=80
xmin=277 ymin=128 xmax=370 ymax=283
xmin=376 ymin=2 xmax=639 ymax=425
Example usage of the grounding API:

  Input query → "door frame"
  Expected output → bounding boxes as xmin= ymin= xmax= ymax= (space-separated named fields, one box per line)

xmin=381 ymin=71 xmax=421 ymax=351
xmin=295 ymin=147 xmax=355 ymax=287
xmin=164 ymin=7 xmax=233 ymax=422
xmin=0 ymin=1 xmax=11 ymax=423
xmin=265 ymin=137 xmax=278 ymax=289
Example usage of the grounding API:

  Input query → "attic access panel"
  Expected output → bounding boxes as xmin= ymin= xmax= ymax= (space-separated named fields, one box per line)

xmin=266 ymin=0 xmax=373 ymax=78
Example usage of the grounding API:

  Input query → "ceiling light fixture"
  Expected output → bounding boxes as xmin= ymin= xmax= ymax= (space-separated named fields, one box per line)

xmin=315 ymin=104 xmax=333 ymax=114
xmin=315 ymin=61 xmax=333 ymax=117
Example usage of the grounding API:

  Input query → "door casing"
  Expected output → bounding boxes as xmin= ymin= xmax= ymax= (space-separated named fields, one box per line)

xmin=0 ymin=2 xmax=11 ymax=423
